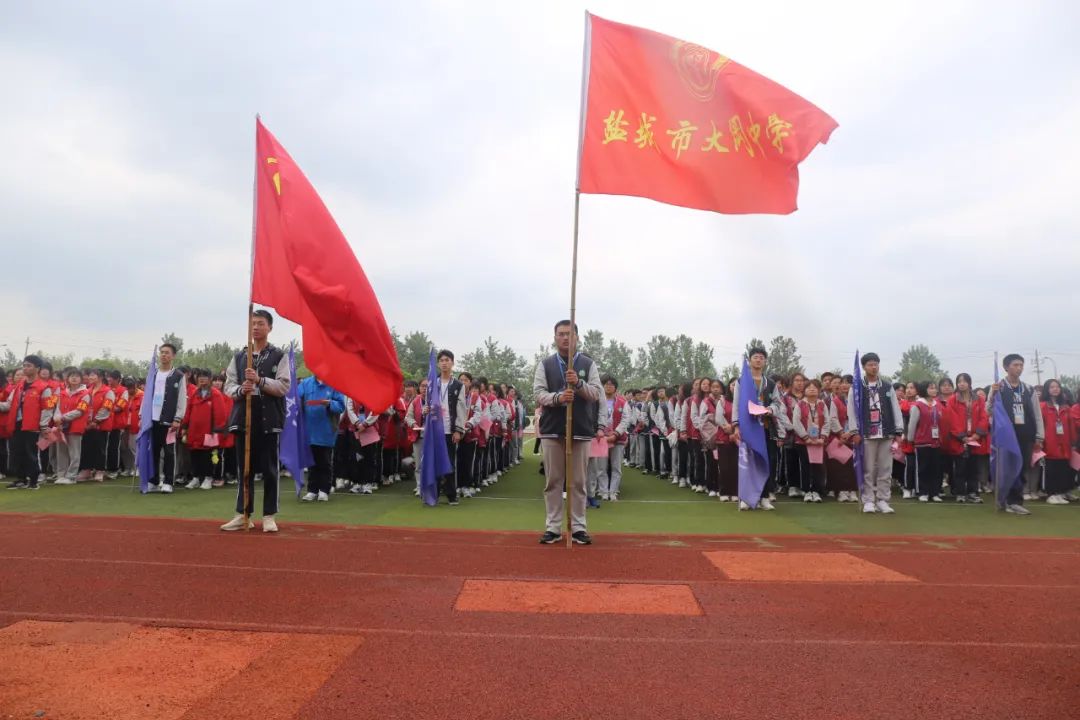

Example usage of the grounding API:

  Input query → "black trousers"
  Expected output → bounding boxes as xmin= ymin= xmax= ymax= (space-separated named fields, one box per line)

xmin=914 ymin=446 xmax=943 ymax=498
xmin=80 ymin=429 xmax=107 ymax=471
xmin=106 ymin=429 xmax=124 ymax=472
xmin=797 ymin=445 xmax=826 ymax=495
xmin=150 ymin=422 xmax=175 ymax=485
xmin=949 ymin=452 xmax=977 ymax=496
xmin=717 ymin=443 xmax=739 ymax=497
xmin=11 ymin=430 xmax=40 ymax=483
xmin=440 ymin=435 xmax=459 ymax=502
xmin=191 ymin=448 xmax=213 ymax=479
xmin=350 ymin=437 xmax=379 ymax=487
xmin=689 ymin=439 xmax=704 ymax=486
xmin=703 ymin=447 xmax=719 ymax=492
xmin=0 ymin=437 xmax=8 ymax=475
xmin=307 ymin=445 xmax=333 ymax=494
xmin=1044 ymin=458 xmax=1073 ymax=495
xmin=333 ymin=433 xmax=353 ymax=481
xmin=457 ymin=442 xmax=476 ymax=491
xmin=677 ymin=440 xmax=689 ymax=480
xmin=234 ymin=430 xmax=280 ymax=516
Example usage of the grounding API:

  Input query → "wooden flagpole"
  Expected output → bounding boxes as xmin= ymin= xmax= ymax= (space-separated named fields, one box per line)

xmin=564 ymin=191 xmax=581 ymax=549
xmin=242 ymin=115 xmax=260 ymax=530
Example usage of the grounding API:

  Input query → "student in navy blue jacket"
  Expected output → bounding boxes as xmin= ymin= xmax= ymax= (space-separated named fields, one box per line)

xmin=297 ymin=375 xmax=345 ymax=502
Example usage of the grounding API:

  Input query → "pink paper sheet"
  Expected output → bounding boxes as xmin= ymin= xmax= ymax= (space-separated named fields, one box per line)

xmin=590 ymin=437 xmax=608 ymax=458
xmin=1030 ymin=450 xmax=1046 ymax=467
xmin=1070 ymin=451 xmax=1080 ymax=472
xmin=748 ymin=402 xmax=768 ymax=416
xmin=826 ymin=438 xmax=853 ymax=464
xmin=357 ymin=425 xmax=381 ymax=447
xmin=807 ymin=444 xmax=824 ymax=465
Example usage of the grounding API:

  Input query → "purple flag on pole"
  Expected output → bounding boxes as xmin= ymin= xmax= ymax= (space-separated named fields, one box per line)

xmin=852 ymin=350 xmax=864 ymax=493
xmin=135 ymin=347 xmax=157 ymax=493
xmin=420 ymin=348 xmax=453 ymax=506
xmin=280 ymin=342 xmax=314 ymax=497
xmin=990 ymin=356 xmax=1022 ymax=509
xmin=737 ymin=357 xmax=770 ymax=508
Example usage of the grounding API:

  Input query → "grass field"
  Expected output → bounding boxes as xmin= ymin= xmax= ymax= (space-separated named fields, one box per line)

xmin=2 ymin=452 xmax=1077 ymax=536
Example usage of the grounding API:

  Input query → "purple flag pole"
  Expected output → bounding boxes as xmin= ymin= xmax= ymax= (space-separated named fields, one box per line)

xmin=281 ymin=342 xmax=314 ymax=497
xmin=420 ymin=348 xmax=453 ymax=506
xmin=135 ymin=347 xmax=157 ymax=494
xmin=852 ymin=350 xmax=864 ymax=494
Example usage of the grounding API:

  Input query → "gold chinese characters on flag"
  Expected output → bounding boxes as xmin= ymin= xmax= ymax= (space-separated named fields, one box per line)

xmin=577 ymin=14 xmax=838 ymax=215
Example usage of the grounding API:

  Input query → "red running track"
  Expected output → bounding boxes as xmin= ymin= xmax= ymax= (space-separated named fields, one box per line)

xmin=1 ymin=514 xmax=1078 ymax=719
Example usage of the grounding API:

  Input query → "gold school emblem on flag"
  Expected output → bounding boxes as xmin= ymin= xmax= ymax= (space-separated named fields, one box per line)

xmin=671 ymin=41 xmax=730 ymax=102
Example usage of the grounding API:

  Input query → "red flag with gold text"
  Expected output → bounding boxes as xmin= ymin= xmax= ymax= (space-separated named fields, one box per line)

xmin=252 ymin=118 xmax=402 ymax=411
xmin=577 ymin=14 xmax=837 ymax=214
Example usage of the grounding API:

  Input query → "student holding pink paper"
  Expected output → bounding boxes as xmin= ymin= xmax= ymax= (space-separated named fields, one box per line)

xmin=792 ymin=379 xmax=831 ymax=503
xmin=826 ymin=374 xmax=859 ymax=503
xmin=943 ymin=373 xmax=989 ymax=503
xmin=1039 ymin=380 xmax=1074 ymax=505
xmin=906 ymin=381 xmax=944 ymax=503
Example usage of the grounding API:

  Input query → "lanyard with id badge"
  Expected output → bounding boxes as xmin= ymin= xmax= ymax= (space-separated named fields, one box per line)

xmin=930 ymin=404 xmax=940 ymax=439
xmin=1052 ymin=405 xmax=1065 ymax=435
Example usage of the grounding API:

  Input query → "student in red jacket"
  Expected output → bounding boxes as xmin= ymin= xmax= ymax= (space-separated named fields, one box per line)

xmin=182 ymin=369 xmax=227 ymax=491
xmin=0 ymin=368 xmax=13 ymax=477
xmin=4 ymin=356 xmax=54 ymax=490
xmin=906 ymin=381 xmax=944 ymax=502
xmin=1040 ymin=379 xmax=1074 ymax=505
xmin=944 ymin=373 xmax=989 ymax=503
xmin=53 ymin=368 xmax=91 ymax=484
xmin=104 ymin=370 xmax=129 ymax=477
xmin=79 ymin=370 xmax=115 ymax=481
xmin=211 ymin=373 xmax=236 ymax=487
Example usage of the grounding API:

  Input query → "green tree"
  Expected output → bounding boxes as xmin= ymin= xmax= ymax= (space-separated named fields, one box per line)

xmin=578 ymin=330 xmax=636 ymax=386
xmin=181 ymin=342 xmax=238 ymax=375
xmin=460 ymin=337 xmax=530 ymax=392
xmin=634 ymin=334 xmax=717 ymax=386
xmin=893 ymin=344 xmax=948 ymax=384
xmin=766 ymin=335 xmax=804 ymax=377
xmin=716 ymin=363 xmax=740 ymax=383
xmin=744 ymin=337 xmax=766 ymax=359
xmin=396 ymin=331 xmax=436 ymax=380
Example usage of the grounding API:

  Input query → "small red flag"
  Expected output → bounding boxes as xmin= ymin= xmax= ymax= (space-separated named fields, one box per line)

xmin=252 ymin=118 xmax=402 ymax=411
xmin=577 ymin=14 xmax=837 ymax=215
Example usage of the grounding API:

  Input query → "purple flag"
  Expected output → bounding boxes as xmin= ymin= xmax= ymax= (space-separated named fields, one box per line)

xmin=280 ymin=342 xmax=314 ymax=497
xmin=736 ymin=357 xmax=770 ymax=508
xmin=135 ymin=347 xmax=157 ymax=493
xmin=990 ymin=357 xmax=1022 ymax=509
xmin=420 ymin=348 xmax=453 ymax=506
xmin=852 ymin=350 xmax=864 ymax=493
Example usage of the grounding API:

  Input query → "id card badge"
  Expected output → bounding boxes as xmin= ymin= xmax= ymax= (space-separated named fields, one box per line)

xmin=966 ymin=418 xmax=972 ymax=433
xmin=931 ymin=426 xmax=939 ymax=440
xmin=809 ymin=425 xmax=819 ymax=439
xmin=1012 ymin=403 xmax=1024 ymax=425
xmin=1056 ymin=420 xmax=1065 ymax=436
xmin=869 ymin=409 xmax=881 ymax=424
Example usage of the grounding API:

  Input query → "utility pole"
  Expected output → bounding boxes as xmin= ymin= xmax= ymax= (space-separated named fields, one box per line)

xmin=24 ymin=336 xmax=30 ymax=357
xmin=1034 ymin=348 xmax=1042 ymax=386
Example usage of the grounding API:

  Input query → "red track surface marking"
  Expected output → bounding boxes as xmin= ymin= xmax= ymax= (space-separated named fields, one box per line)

xmin=0 ymin=620 xmax=354 ymax=719
xmin=454 ymin=579 xmax=703 ymax=615
xmin=705 ymin=550 xmax=919 ymax=582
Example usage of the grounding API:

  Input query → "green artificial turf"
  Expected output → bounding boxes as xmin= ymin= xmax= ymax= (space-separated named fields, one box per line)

xmin=1 ymin=452 xmax=1077 ymax=537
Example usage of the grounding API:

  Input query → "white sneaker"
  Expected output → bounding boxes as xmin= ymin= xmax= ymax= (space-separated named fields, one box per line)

xmin=931 ymin=496 xmax=943 ymax=503
xmin=200 ymin=478 xmax=213 ymax=490
xmin=670 ymin=477 xmax=679 ymax=485
xmin=918 ymin=495 xmax=929 ymax=502
xmin=768 ymin=493 xmax=777 ymax=501
xmin=738 ymin=500 xmax=750 ymax=511
xmin=349 ymin=485 xmax=364 ymax=494
xmin=610 ymin=494 xmax=619 ymax=502
xmin=708 ymin=491 xmax=718 ymax=497
xmin=1005 ymin=504 xmax=1031 ymax=515
xmin=902 ymin=489 xmax=913 ymax=499
xmin=335 ymin=478 xmax=346 ymax=490
xmin=718 ymin=495 xmax=730 ymax=502
xmin=184 ymin=478 xmax=200 ymax=490
xmin=301 ymin=492 xmax=317 ymax=502
xmin=160 ymin=484 xmax=174 ymax=494
xmin=812 ymin=492 xmax=823 ymax=503
xmin=876 ymin=500 xmax=895 ymax=514
xmin=803 ymin=493 xmax=814 ymax=503
xmin=788 ymin=486 xmax=802 ymax=498
xmin=678 ymin=480 xmax=689 ymax=488
xmin=54 ymin=477 xmax=77 ymax=485
xmin=1047 ymin=494 xmax=1068 ymax=505
xmin=862 ymin=502 xmax=877 ymax=513
xmin=262 ymin=515 xmax=278 ymax=532
xmin=760 ymin=498 xmax=775 ymax=511
xmin=220 ymin=514 xmax=252 ymax=531
xmin=1022 ymin=493 xmax=1035 ymax=501
xmin=413 ymin=487 xmax=421 ymax=496
xmin=317 ymin=491 xmax=329 ymax=502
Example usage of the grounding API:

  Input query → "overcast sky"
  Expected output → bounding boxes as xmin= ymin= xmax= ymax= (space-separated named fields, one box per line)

xmin=3 ymin=0 xmax=1078 ymax=385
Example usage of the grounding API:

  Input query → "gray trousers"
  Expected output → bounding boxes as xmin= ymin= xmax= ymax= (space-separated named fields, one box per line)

xmin=541 ymin=438 xmax=589 ymax=534
xmin=121 ymin=432 xmax=136 ymax=473
xmin=592 ymin=444 xmax=625 ymax=496
xmin=412 ymin=439 xmax=423 ymax=484
xmin=860 ymin=437 xmax=894 ymax=503
xmin=56 ymin=435 xmax=83 ymax=479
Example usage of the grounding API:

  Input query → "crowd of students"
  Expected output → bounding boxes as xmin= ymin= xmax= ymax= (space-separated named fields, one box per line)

xmin=595 ymin=350 xmax=1079 ymax=513
xmin=2 ymin=346 xmax=1077 ymax=521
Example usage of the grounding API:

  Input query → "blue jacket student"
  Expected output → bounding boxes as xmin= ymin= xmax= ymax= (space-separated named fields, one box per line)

xmin=296 ymin=376 xmax=345 ymax=448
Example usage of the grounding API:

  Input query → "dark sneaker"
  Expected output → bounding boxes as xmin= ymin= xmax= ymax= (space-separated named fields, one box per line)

xmin=6 ymin=481 xmax=27 ymax=490
xmin=448 ymin=500 xmax=460 ymax=506
xmin=587 ymin=496 xmax=600 ymax=509
xmin=27 ymin=482 xmax=39 ymax=490
xmin=539 ymin=531 xmax=561 ymax=544
xmin=969 ymin=494 xmax=983 ymax=504
xmin=571 ymin=531 xmax=593 ymax=545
